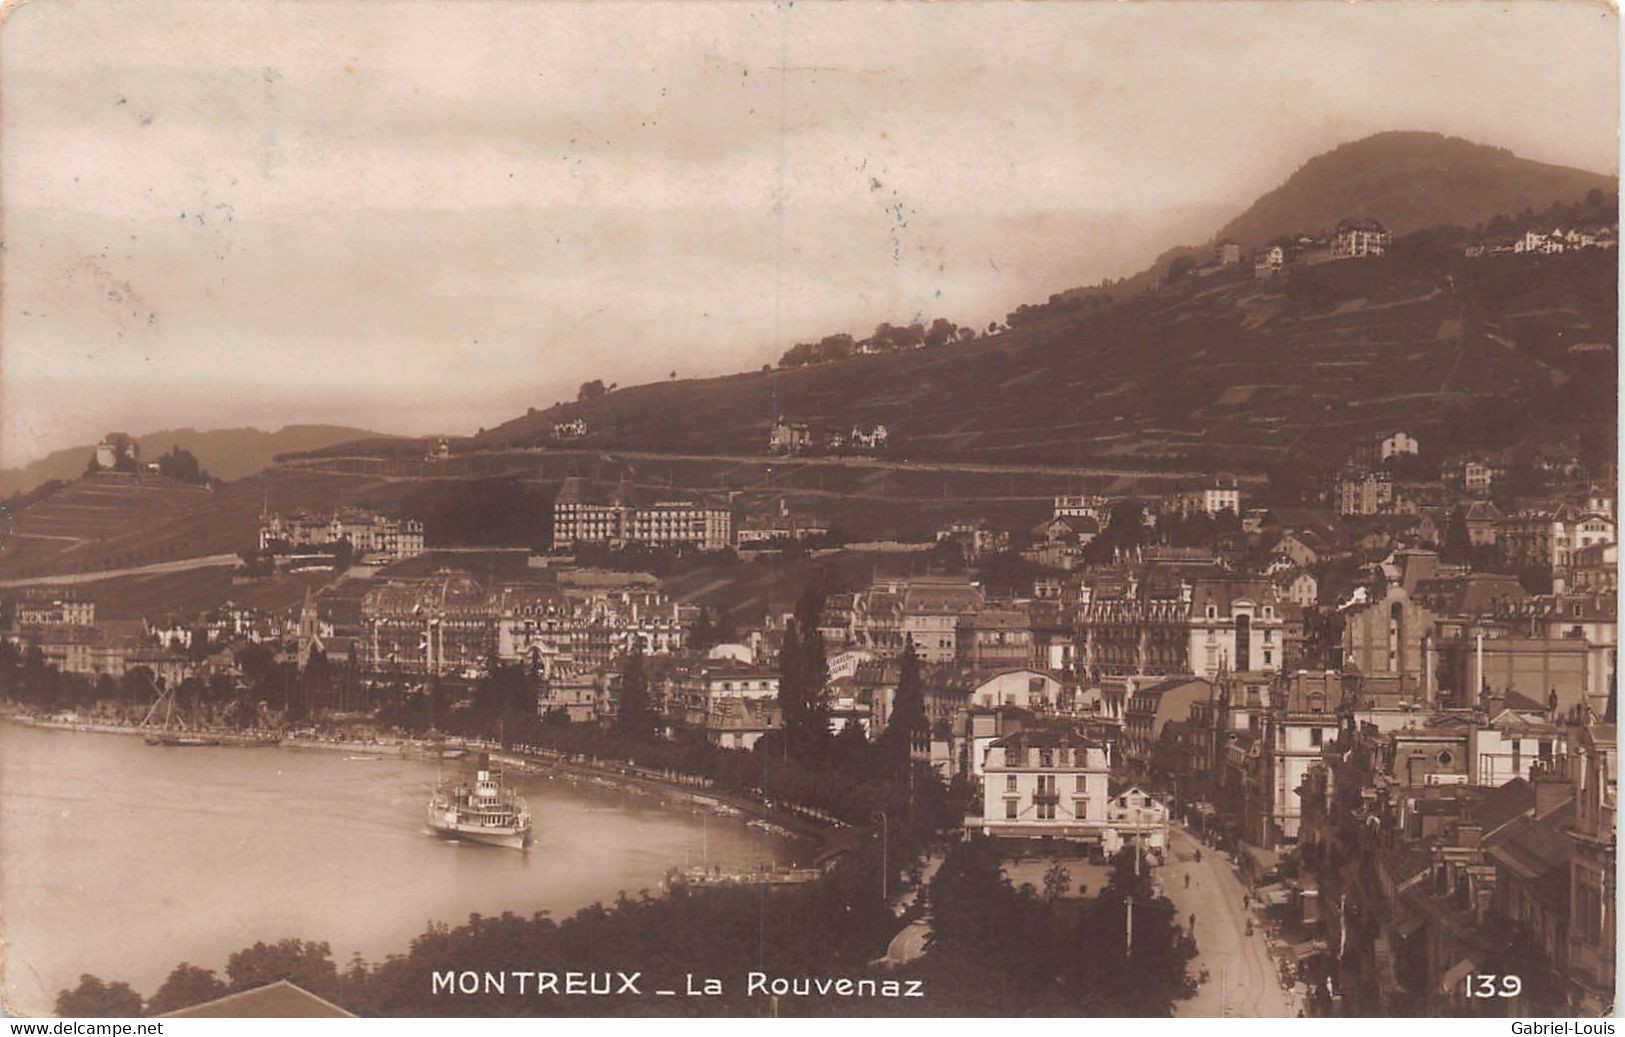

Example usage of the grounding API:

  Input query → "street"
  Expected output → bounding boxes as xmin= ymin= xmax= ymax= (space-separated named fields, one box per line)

xmin=1161 ymin=826 xmax=1298 ymax=1018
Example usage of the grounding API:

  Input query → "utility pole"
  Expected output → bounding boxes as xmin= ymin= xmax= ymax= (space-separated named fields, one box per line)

xmin=874 ymin=809 xmax=889 ymax=904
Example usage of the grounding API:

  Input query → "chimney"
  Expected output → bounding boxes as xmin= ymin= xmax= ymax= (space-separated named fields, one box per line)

xmin=1531 ymin=761 xmax=1571 ymax=817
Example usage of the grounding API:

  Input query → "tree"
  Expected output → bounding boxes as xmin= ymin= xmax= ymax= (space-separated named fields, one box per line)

xmin=778 ymin=574 xmax=833 ymax=761
xmin=577 ymin=379 xmax=607 ymax=402
xmin=55 ymin=975 xmax=144 ymax=1017
xmin=1165 ymin=255 xmax=1197 ymax=283
xmin=146 ymin=963 xmax=227 ymax=1015
xmin=156 ymin=445 xmax=204 ymax=483
xmin=1042 ymin=860 xmax=1073 ymax=903
xmin=883 ymin=636 xmax=925 ymax=778
xmin=224 ymin=939 xmax=341 ymax=999
xmin=924 ymin=318 xmax=957 ymax=349
xmin=617 ymin=637 xmax=654 ymax=740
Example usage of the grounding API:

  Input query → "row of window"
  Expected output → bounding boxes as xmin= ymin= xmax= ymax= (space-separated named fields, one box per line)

xmin=1006 ymin=774 xmax=1091 ymax=793
xmin=1003 ymin=799 xmax=1087 ymax=820
xmin=1001 ymin=746 xmax=1093 ymax=768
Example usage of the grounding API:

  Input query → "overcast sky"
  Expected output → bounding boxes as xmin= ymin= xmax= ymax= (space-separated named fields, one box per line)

xmin=1 ymin=0 xmax=1617 ymax=468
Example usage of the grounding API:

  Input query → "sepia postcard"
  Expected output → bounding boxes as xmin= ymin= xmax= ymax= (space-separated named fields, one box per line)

xmin=0 ymin=0 xmax=1618 ymax=1021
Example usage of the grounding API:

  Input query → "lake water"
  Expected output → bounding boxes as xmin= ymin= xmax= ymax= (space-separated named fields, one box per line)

xmin=0 ymin=722 xmax=798 ymax=1015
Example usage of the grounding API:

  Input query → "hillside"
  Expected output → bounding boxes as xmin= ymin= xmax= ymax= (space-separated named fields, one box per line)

xmin=463 ymin=244 xmax=1614 ymax=474
xmin=1213 ymin=132 xmax=1616 ymax=249
xmin=3 ymin=134 xmax=1616 ymax=580
xmin=0 ymin=425 xmax=392 ymax=498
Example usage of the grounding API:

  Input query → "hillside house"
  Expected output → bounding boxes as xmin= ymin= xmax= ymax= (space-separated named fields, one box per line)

xmin=769 ymin=418 xmax=812 ymax=455
xmin=1253 ymin=244 xmax=1287 ymax=279
xmin=1332 ymin=218 xmax=1390 ymax=259
xmin=553 ymin=417 xmax=588 ymax=440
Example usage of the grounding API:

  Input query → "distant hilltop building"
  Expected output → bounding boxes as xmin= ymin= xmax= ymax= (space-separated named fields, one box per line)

xmin=259 ymin=508 xmax=425 ymax=559
xmin=769 ymin=418 xmax=812 ymax=455
xmin=830 ymin=422 xmax=888 ymax=453
xmin=92 ymin=433 xmax=140 ymax=471
xmin=552 ymin=477 xmax=732 ymax=552
xmin=553 ymin=417 xmax=589 ymax=440
xmin=1253 ymin=217 xmax=1390 ymax=279
xmin=1214 ymin=239 xmax=1243 ymax=267
xmin=1171 ymin=480 xmax=1241 ymax=518
xmin=1053 ymin=494 xmax=1109 ymax=523
xmin=1331 ymin=217 xmax=1390 ymax=259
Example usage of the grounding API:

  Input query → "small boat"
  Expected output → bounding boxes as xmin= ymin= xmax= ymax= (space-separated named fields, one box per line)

xmin=427 ymin=753 xmax=532 ymax=850
xmin=347 ymin=754 xmax=382 ymax=762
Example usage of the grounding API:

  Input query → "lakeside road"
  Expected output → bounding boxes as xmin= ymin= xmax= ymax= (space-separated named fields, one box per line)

xmin=1161 ymin=826 xmax=1297 ymax=1018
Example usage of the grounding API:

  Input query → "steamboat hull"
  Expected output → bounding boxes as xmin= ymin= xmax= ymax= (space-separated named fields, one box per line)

xmin=426 ymin=812 xmax=532 ymax=850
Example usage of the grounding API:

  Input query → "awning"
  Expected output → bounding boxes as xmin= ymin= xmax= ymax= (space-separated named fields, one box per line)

xmin=1243 ymin=845 xmax=1281 ymax=873
xmin=1440 ymin=958 xmax=1478 ymax=995
xmin=1289 ymin=939 xmax=1329 ymax=962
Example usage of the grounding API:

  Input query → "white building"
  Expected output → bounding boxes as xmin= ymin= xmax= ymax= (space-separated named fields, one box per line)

xmin=1102 ymin=786 xmax=1170 ymax=857
xmin=977 ymin=727 xmax=1112 ymax=841
xmin=1263 ymin=673 xmax=1341 ymax=844
xmin=14 ymin=595 xmax=96 ymax=628
xmin=1380 ymin=431 xmax=1420 ymax=460
xmin=258 ymin=510 xmax=424 ymax=559
xmin=1332 ymin=218 xmax=1391 ymax=259
xmin=551 ymin=478 xmax=732 ymax=551
xmin=1188 ymin=578 xmax=1285 ymax=677
xmin=1053 ymin=494 xmax=1109 ymax=522
xmin=1469 ymin=711 xmax=1568 ymax=787
xmin=1185 ymin=483 xmax=1241 ymax=517
xmin=968 ymin=669 xmax=1068 ymax=711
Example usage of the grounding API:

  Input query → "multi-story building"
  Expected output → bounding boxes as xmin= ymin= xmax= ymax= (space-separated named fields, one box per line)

xmin=13 ymin=592 xmax=96 ymax=628
xmin=550 ymin=477 xmax=732 ymax=551
xmin=360 ymin=571 xmax=684 ymax=678
xmin=1342 ymin=584 xmax=1440 ymax=696
xmin=259 ymin=509 xmax=424 ymax=559
xmin=1563 ymin=541 xmax=1618 ymax=595
xmin=1053 ymin=494 xmax=1109 ymax=523
xmin=1076 ymin=570 xmax=1284 ymax=680
xmin=1256 ymin=671 xmax=1343 ymax=846
xmin=899 ymin=577 xmax=985 ymax=665
xmin=956 ymin=607 xmax=1034 ymax=675
xmin=1469 ymin=708 xmax=1568 ymax=786
xmin=1188 ymin=577 xmax=1285 ymax=677
xmin=768 ymin=419 xmax=812 ymax=455
xmin=976 ymin=725 xmax=1112 ymax=841
xmin=1500 ymin=504 xmax=1615 ymax=571
xmin=1337 ymin=468 xmax=1394 ymax=516
xmin=1123 ymin=675 xmax=1213 ymax=772
xmin=1178 ymin=481 xmax=1241 ymax=518
xmin=1565 ymin=726 xmax=1616 ymax=1013
xmin=1332 ymin=217 xmax=1390 ymax=259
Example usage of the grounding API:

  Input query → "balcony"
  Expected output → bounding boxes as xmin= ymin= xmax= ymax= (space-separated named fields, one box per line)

xmin=1032 ymin=789 xmax=1061 ymax=805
